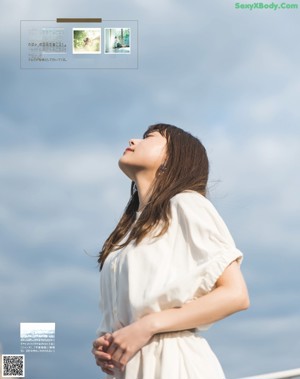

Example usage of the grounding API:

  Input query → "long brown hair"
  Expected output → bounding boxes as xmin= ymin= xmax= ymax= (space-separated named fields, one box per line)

xmin=98 ymin=123 xmax=209 ymax=270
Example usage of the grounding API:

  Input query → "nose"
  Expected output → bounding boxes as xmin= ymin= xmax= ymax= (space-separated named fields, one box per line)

xmin=129 ymin=138 xmax=139 ymax=146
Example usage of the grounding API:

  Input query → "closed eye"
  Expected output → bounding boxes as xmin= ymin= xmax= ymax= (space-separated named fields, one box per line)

xmin=144 ymin=131 xmax=159 ymax=139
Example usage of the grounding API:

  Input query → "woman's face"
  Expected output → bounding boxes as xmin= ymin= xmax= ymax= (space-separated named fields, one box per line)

xmin=118 ymin=131 xmax=167 ymax=181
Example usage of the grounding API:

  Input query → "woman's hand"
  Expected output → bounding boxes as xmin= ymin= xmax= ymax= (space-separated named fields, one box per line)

xmin=92 ymin=333 xmax=116 ymax=376
xmin=105 ymin=317 xmax=154 ymax=372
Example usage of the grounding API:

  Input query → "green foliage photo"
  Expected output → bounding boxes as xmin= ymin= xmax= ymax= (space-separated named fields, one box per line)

xmin=73 ymin=30 xmax=87 ymax=49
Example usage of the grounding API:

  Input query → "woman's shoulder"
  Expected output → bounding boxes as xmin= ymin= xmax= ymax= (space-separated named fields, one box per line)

xmin=169 ymin=190 xmax=225 ymax=227
xmin=169 ymin=190 xmax=237 ymax=246
xmin=170 ymin=190 xmax=213 ymax=210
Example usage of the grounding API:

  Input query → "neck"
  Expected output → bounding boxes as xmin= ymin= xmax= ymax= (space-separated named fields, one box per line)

xmin=134 ymin=175 xmax=154 ymax=212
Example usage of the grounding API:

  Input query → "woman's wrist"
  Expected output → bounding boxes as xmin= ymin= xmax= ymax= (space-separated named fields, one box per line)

xmin=140 ymin=312 xmax=162 ymax=337
xmin=141 ymin=309 xmax=180 ymax=336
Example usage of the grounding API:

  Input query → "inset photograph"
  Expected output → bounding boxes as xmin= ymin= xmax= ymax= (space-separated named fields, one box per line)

xmin=105 ymin=28 xmax=131 ymax=54
xmin=73 ymin=28 xmax=101 ymax=54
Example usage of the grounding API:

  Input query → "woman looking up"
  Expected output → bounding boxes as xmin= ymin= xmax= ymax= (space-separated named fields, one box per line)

xmin=92 ymin=123 xmax=249 ymax=379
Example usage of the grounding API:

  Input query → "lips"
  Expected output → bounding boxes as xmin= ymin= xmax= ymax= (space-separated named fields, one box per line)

xmin=125 ymin=148 xmax=134 ymax=153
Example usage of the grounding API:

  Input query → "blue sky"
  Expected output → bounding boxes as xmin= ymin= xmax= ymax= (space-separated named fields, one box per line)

xmin=0 ymin=1 xmax=300 ymax=378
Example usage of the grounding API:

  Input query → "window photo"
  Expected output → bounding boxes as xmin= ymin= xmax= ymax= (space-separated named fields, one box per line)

xmin=105 ymin=28 xmax=130 ymax=54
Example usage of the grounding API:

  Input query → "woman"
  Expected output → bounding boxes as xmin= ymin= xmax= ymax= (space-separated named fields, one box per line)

xmin=92 ymin=123 xmax=249 ymax=379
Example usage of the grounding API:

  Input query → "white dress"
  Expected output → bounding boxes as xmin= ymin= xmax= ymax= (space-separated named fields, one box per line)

xmin=96 ymin=191 xmax=243 ymax=379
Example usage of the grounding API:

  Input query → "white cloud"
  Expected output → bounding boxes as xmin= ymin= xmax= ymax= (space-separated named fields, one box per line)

xmin=0 ymin=145 xmax=130 ymax=250
xmin=204 ymin=129 xmax=300 ymax=252
xmin=207 ymin=314 xmax=300 ymax=378
xmin=0 ymin=253 xmax=99 ymax=326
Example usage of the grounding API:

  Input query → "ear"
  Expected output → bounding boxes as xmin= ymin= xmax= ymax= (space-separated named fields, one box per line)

xmin=158 ymin=163 xmax=167 ymax=173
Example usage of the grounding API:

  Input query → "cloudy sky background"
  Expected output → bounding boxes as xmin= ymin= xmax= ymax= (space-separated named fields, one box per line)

xmin=0 ymin=0 xmax=299 ymax=378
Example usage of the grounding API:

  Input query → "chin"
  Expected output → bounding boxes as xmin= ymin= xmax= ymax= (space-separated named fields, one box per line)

xmin=118 ymin=159 xmax=133 ymax=180
xmin=118 ymin=157 xmax=126 ymax=171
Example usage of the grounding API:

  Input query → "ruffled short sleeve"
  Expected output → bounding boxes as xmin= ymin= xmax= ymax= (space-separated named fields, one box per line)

xmin=171 ymin=191 xmax=243 ymax=296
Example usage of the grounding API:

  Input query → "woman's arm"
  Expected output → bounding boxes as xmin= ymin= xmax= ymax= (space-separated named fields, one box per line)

xmin=96 ymin=260 xmax=249 ymax=372
xmin=145 ymin=260 xmax=249 ymax=335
